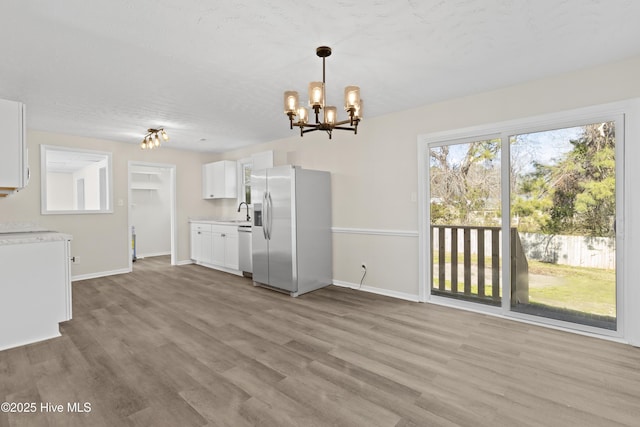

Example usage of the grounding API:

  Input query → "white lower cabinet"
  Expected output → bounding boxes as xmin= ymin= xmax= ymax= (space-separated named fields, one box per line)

xmin=211 ymin=231 xmax=225 ymax=266
xmin=223 ymin=232 xmax=239 ymax=270
xmin=190 ymin=223 xmax=212 ymax=263
xmin=190 ymin=222 xmax=241 ymax=274
xmin=0 ymin=236 xmax=72 ymax=351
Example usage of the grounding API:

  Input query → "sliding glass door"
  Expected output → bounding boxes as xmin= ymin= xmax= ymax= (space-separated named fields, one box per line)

xmin=426 ymin=115 xmax=621 ymax=332
xmin=429 ymin=137 xmax=502 ymax=306
xmin=509 ymin=122 xmax=617 ymax=329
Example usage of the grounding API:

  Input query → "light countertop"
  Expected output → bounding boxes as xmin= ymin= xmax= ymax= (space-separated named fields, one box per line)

xmin=0 ymin=231 xmax=73 ymax=246
xmin=189 ymin=218 xmax=251 ymax=226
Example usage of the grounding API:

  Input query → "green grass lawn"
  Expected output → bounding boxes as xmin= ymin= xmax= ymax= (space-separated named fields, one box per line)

xmin=432 ymin=256 xmax=616 ymax=317
xmin=527 ymin=260 xmax=616 ymax=317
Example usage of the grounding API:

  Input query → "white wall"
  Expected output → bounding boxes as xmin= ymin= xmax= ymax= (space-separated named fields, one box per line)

xmin=45 ymin=172 xmax=74 ymax=210
xmin=72 ymin=159 xmax=105 ymax=210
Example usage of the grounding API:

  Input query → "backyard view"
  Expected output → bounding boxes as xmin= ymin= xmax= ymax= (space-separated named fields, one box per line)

xmin=429 ymin=121 xmax=617 ymax=329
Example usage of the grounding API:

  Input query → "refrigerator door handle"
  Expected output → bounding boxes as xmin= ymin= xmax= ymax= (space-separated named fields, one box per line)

xmin=267 ymin=191 xmax=273 ymax=240
xmin=262 ymin=192 xmax=268 ymax=240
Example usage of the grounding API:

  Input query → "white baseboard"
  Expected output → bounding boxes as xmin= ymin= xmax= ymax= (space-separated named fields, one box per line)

xmin=332 ymin=280 xmax=420 ymax=302
xmin=176 ymin=259 xmax=194 ymax=266
xmin=135 ymin=251 xmax=171 ymax=258
xmin=72 ymin=268 xmax=131 ymax=282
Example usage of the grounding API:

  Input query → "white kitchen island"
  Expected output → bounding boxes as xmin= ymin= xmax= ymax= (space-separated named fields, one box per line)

xmin=0 ymin=226 xmax=72 ymax=351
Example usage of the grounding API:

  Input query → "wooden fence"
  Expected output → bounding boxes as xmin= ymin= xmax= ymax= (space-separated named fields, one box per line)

xmin=430 ymin=226 xmax=529 ymax=305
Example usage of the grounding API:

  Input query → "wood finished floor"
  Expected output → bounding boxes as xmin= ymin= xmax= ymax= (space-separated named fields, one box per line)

xmin=1 ymin=256 xmax=639 ymax=427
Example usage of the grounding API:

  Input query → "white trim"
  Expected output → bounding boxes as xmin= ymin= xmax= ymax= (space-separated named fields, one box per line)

xmin=192 ymin=261 xmax=244 ymax=277
xmin=427 ymin=296 xmax=628 ymax=346
xmin=176 ymin=259 xmax=194 ymax=266
xmin=135 ymin=251 xmax=171 ymax=258
xmin=332 ymin=280 xmax=420 ymax=302
xmin=40 ymin=145 xmax=114 ymax=215
xmin=331 ymin=227 xmax=419 ymax=237
xmin=127 ymin=161 xmax=178 ymax=270
xmin=72 ymin=268 xmax=130 ymax=282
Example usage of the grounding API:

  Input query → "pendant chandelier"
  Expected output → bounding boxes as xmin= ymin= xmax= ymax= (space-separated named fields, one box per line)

xmin=284 ymin=46 xmax=362 ymax=139
xmin=140 ymin=128 xmax=169 ymax=150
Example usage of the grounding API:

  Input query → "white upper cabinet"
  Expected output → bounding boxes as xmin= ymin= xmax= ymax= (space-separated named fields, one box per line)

xmin=202 ymin=160 xmax=237 ymax=199
xmin=251 ymin=150 xmax=274 ymax=171
xmin=0 ymin=98 xmax=27 ymax=196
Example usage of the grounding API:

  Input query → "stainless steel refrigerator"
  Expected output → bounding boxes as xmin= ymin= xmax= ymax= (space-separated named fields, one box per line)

xmin=252 ymin=165 xmax=332 ymax=297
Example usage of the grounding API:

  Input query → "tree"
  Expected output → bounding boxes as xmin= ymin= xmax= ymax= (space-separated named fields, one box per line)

xmin=430 ymin=139 xmax=501 ymax=225
xmin=513 ymin=122 xmax=615 ymax=237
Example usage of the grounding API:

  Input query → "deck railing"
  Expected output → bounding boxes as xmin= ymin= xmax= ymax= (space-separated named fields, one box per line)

xmin=430 ymin=226 xmax=529 ymax=306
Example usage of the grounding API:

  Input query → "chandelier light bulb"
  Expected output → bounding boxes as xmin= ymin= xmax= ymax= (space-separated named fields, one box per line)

xmin=308 ymin=82 xmax=324 ymax=108
xmin=161 ymin=129 xmax=169 ymax=141
xmin=324 ymin=106 xmax=337 ymax=125
xmin=344 ymin=86 xmax=360 ymax=110
xmin=284 ymin=91 xmax=299 ymax=114
xmin=354 ymin=99 xmax=363 ymax=119
xmin=298 ymin=107 xmax=308 ymax=124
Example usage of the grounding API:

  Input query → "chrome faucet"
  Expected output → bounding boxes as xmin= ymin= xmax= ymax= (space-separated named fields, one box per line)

xmin=237 ymin=201 xmax=251 ymax=222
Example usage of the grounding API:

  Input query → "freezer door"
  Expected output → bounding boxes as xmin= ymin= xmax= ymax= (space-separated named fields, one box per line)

xmin=266 ymin=166 xmax=295 ymax=292
xmin=251 ymin=169 xmax=269 ymax=285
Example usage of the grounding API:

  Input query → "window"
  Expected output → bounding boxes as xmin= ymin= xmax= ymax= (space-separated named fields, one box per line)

xmin=237 ymin=150 xmax=274 ymax=205
xmin=40 ymin=145 xmax=113 ymax=214
xmin=237 ymin=158 xmax=252 ymax=205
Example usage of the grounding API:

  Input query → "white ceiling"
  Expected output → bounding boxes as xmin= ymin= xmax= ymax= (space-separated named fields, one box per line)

xmin=1 ymin=1 xmax=640 ymax=153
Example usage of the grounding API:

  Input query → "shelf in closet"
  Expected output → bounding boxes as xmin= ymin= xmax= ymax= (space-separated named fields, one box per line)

xmin=131 ymin=183 xmax=161 ymax=190
xmin=131 ymin=170 xmax=163 ymax=190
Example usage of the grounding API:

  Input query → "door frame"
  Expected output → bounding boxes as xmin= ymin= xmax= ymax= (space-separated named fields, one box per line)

xmin=418 ymin=99 xmax=636 ymax=343
xmin=127 ymin=161 xmax=177 ymax=270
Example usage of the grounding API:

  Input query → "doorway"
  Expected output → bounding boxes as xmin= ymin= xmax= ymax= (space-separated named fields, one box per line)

xmin=419 ymin=107 xmax=624 ymax=338
xmin=128 ymin=162 xmax=177 ymax=270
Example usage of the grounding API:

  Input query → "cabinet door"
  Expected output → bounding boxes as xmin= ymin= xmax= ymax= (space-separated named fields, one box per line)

xmin=190 ymin=225 xmax=202 ymax=261
xmin=252 ymin=150 xmax=273 ymax=171
xmin=202 ymin=161 xmax=237 ymax=199
xmin=224 ymin=233 xmax=239 ymax=270
xmin=200 ymin=230 xmax=213 ymax=264
xmin=202 ymin=163 xmax=216 ymax=199
xmin=0 ymin=98 xmax=26 ymax=189
xmin=211 ymin=232 xmax=225 ymax=266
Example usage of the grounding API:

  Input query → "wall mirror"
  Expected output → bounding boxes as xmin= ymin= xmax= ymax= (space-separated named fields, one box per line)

xmin=40 ymin=145 xmax=113 ymax=214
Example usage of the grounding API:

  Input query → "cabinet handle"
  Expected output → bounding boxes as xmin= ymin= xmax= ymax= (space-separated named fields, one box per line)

xmin=221 ymin=233 xmax=226 ymax=237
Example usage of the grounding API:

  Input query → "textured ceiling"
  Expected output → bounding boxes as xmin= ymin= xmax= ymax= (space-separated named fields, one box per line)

xmin=1 ymin=0 xmax=640 ymax=153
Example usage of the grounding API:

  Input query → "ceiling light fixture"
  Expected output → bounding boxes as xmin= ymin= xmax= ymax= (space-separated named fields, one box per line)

xmin=284 ymin=46 xmax=362 ymax=139
xmin=140 ymin=128 xmax=169 ymax=150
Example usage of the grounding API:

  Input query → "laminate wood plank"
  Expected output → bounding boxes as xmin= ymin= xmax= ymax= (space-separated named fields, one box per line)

xmin=284 ymin=340 xmax=422 ymax=403
xmin=178 ymin=385 xmax=253 ymax=427
xmin=1 ymin=255 xmax=639 ymax=426
xmin=275 ymin=370 xmax=402 ymax=427
xmin=221 ymin=366 xmax=320 ymax=427
xmin=306 ymin=360 xmax=459 ymax=427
